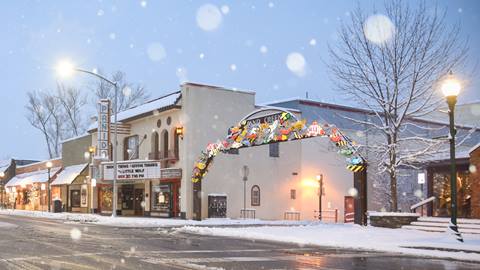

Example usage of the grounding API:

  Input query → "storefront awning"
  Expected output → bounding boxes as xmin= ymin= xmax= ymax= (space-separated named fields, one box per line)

xmin=5 ymin=167 xmax=61 ymax=187
xmin=50 ymin=163 xmax=88 ymax=186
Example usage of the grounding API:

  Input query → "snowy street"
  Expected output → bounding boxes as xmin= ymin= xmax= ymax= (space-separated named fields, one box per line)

xmin=0 ymin=214 xmax=478 ymax=270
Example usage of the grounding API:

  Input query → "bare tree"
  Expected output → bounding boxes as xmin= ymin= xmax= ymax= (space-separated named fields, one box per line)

xmin=91 ymin=70 xmax=149 ymax=112
xmin=328 ymin=1 xmax=468 ymax=211
xmin=26 ymin=85 xmax=88 ymax=158
xmin=57 ymin=83 xmax=87 ymax=137
xmin=25 ymin=91 xmax=54 ymax=158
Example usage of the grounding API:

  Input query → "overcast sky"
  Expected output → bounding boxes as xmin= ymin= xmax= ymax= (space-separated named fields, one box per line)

xmin=1 ymin=0 xmax=479 ymax=160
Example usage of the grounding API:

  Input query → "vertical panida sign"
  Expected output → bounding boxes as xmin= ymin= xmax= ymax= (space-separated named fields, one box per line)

xmin=97 ymin=99 xmax=111 ymax=160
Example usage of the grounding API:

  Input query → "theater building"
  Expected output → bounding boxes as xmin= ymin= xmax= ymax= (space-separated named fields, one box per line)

xmin=88 ymin=83 xmax=357 ymax=221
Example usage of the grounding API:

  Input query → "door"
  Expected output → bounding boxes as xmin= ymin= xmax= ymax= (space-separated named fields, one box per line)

xmin=344 ymin=196 xmax=354 ymax=223
xmin=134 ymin=189 xmax=144 ymax=216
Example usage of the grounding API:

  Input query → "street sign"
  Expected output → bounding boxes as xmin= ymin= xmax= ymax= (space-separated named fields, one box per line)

xmin=417 ymin=173 xmax=426 ymax=184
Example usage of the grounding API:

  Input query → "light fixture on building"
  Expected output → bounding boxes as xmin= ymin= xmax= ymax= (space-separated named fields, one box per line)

xmin=41 ymin=183 xmax=46 ymax=191
xmin=88 ymin=146 xmax=96 ymax=154
xmin=91 ymin=178 xmax=97 ymax=187
xmin=84 ymin=151 xmax=91 ymax=160
xmin=175 ymin=126 xmax=184 ymax=139
xmin=46 ymin=161 xmax=53 ymax=169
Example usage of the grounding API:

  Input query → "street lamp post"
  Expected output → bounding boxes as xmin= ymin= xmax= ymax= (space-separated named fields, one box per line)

xmin=0 ymin=171 xmax=4 ymax=209
xmin=56 ymin=60 xmax=119 ymax=218
xmin=441 ymin=71 xmax=463 ymax=243
xmin=46 ymin=161 xmax=53 ymax=212
xmin=242 ymin=165 xmax=249 ymax=219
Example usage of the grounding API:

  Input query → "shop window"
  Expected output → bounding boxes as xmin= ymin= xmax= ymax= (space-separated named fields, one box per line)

xmin=151 ymin=184 xmax=171 ymax=214
xmin=290 ymin=189 xmax=296 ymax=200
xmin=269 ymin=143 xmax=279 ymax=157
xmin=124 ymin=135 xmax=139 ymax=160
xmin=251 ymin=185 xmax=260 ymax=206
xmin=100 ymin=186 xmax=113 ymax=211
xmin=70 ymin=190 xmax=81 ymax=208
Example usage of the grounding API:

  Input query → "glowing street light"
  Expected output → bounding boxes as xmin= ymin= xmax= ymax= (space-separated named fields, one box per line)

xmin=55 ymin=59 xmax=120 ymax=217
xmin=441 ymin=71 xmax=463 ymax=242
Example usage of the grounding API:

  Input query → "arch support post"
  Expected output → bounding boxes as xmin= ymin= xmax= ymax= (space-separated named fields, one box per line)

xmin=354 ymin=166 xmax=368 ymax=225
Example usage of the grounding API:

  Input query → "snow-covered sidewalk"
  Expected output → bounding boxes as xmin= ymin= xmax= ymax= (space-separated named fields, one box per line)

xmin=177 ymin=224 xmax=480 ymax=262
xmin=0 ymin=209 xmax=314 ymax=227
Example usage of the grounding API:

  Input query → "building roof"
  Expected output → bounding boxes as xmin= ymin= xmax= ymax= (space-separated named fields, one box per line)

xmin=0 ymin=159 xmax=12 ymax=173
xmin=266 ymin=97 xmax=480 ymax=131
xmin=88 ymin=91 xmax=181 ymax=132
xmin=61 ymin=133 xmax=91 ymax=144
xmin=6 ymin=167 xmax=61 ymax=187
xmin=470 ymin=143 xmax=480 ymax=154
xmin=50 ymin=163 xmax=88 ymax=186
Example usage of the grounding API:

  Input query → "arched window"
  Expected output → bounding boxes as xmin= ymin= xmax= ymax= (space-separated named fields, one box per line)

xmin=151 ymin=131 xmax=159 ymax=159
xmin=251 ymin=185 xmax=260 ymax=206
xmin=161 ymin=130 xmax=169 ymax=159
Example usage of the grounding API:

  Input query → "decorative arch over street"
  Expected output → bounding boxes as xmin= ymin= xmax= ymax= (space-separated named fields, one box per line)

xmin=191 ymin=108 xmax=367 ymax=184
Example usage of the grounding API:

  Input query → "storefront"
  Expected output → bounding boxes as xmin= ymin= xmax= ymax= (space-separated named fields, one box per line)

xmin=99 ymin=160 xmax=182 ymax=217
xmin=5 ymin=166 xmax=61 ymax=211
xmin=50 ymin=163 xmax=90 ymax=213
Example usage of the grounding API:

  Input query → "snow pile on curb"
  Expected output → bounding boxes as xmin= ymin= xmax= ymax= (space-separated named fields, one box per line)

xmin=176 ymin=224 xmax=480 ymax=262
xmin=0 ymin=209 xmax=314 ymax=227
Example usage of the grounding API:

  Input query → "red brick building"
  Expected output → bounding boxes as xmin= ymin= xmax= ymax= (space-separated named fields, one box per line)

xmin=470 ymin=144 xmax=480 ymax=218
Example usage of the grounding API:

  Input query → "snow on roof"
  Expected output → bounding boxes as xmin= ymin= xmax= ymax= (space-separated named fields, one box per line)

xmin=15 ymin=158 xmax=62 ymax=169
xmin=61 ymin=133 xmax=90 ymax=144
xmin=470 ymin=143 xmax=480 ymax=154
xmin=424 ymin=149 xmax=471 ymax=162
xmin=0 ymin=159 xmax=12 ymax=173
xmin=51 ymin=164 xmax=88 ymax=186
xmin=6 ymin=167 xmax=61 ymax=187
xmin=88 ymin=91 xmax=181 ymax=131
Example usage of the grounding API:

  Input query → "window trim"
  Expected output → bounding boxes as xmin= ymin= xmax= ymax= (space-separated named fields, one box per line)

xmin=251 ymin=185 xmax=260 ymax=206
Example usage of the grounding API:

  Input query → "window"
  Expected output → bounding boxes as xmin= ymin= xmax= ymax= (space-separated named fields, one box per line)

xmin=151 ymin=131 xmax=159 ymax=159
xmin=124 ymin=135 xmax=139 ymax=160
xmin=290 ymin=189 xmax=296 ymax=200
xmin=227 ymin=148 xmax=239 ymax=155
xmin=161 ymin=130 xmax=169 ymax=158
xmin=251 ymin=185 xmax=260 ymax=206
xmin=269 ymin=142 xmax=279 ymax=157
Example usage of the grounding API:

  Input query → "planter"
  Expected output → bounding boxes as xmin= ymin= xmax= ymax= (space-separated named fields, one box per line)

xmin=367 ymin=211 xmax=420 ymax=228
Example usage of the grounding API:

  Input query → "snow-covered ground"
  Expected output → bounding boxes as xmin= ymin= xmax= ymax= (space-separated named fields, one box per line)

xmin=2 ymin=209 xmax=479 ymax=262
xmin=0 ymin=209 xmax=313 ymax=227
xmin=176 ymin=224 xmax=480 ymax=262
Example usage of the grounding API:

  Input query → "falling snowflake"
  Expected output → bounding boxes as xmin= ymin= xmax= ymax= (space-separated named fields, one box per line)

xmin=196 ymin=4 xmax=222 ymax=31
xmin=70 ymin=228 xmax=82 ymax=241
xmin=199 ymin=53 xmax=205 ymax=59
xmin=86 ymin=38 xmax=92 ymax=44
xmin=221 ymin=5 xmax=230 ymax=14
xmin=123 ymin=86 xmax=132 ymax=97
xmin=363 ymin=14 xmax=395 ymax=45
xmin=259 ymin=45 xmax=268 ymax=54
xmin=140 ymin=1 xmax=147 ymax=8
xmin=97 ymin=9 xmax=104 ymax=16
xmin=268 ymin=2 xmax=274 ymax=8
xmin=458 ymin=8 xmax=463 ymax=13
xmin=147 ymin=42 xmax=166 ymax=61
xmin=309 ymin=38 xmax=316 ymax=46
xmin=469 ymin=165 xmax=477 ymax=174
xmin=129 ymin=43 xmax=134 ymax=49
xmin=176 ymin=67 xmax=188 ymax=83
xmin=109 ymin=33 xmax=116 ymax=40
xmin=414 ymin=189 xmax=423 ymax=198
xmin=230 ymin=64 xmax=237 ymax=71
xmin=286 ymin=52 xmax=306 ymax=77
xmin=347 ymin=187 xmax=358 ymax=197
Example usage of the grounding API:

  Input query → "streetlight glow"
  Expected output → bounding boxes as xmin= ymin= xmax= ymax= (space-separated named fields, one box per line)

xmin=46 ymin=161 xmax=53 ymax=169
xmin=441 ymin=72 xmax=461 ymax=97
xmin=56 ymin=59 xmax=75 ymax=78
